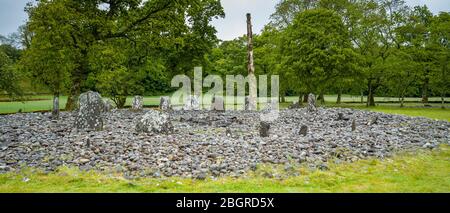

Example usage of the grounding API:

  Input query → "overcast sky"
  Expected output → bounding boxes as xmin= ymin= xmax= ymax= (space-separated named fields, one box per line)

xmin=1 ymin=0 xmax=449 ymax=41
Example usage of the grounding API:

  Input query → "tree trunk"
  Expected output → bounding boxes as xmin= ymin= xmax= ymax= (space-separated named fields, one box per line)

xmin=360 ymin=90 xmax=364 ymax=104
xmin=65 ymin=80 xmax=81 ymax=111
xmin=442 ymin=93 xmax=446 ymax=109
xmin=318 ymin=92 xmax=325 ymax=105
xmin=422 ymin=77 xmax=429 ymax=105
xmin=400 ymin=96 xmax=404 ymax=108
xmin=367 ymin=79 xmax=375 ymax=107
xmin=303 ymin=94 xmax=308 ymax=103
xmin=246 ymin=13 xmax=257 ymax=110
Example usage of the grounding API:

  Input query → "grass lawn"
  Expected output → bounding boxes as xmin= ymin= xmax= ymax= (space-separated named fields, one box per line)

xmin=1 ymin=145 xmax=449 ymax=192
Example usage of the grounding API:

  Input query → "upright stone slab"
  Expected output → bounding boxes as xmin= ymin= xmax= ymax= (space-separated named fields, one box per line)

xmin=211 ymin=96 xmax=225 ymax=111
xmin=132 ymin=96 xmax=144 ymax=111
xmin=52 ymin=96 xmax=59 ymax=120
xmin=299 ymin=125 xmax=308 ymax=136
xmin=245 ymin=96 xmax=257 ymax=111
xmin=75 ymin=91 xmax=104 ymax=131
xmin=136 ymin=110 xmax=173 ymax=134
xmin=260 ymin=121 xmax=270 ymax=137
xmin=183 ymin=95 xmax=201 ymax=111
xmin=103 ymin=100 xmax=114 ymax=112
xmin=160 ymin=96 xmax=171 ymax=111
xmin=307 ymin=93 xmax=316 ymax=112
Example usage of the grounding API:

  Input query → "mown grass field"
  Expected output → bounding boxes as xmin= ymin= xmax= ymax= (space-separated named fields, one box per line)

xmin=1 ymin=145 xmax=449 ymax=192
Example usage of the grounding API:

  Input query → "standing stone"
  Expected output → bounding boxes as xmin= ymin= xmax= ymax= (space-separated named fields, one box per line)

xmin=260 ymin=121 xmax=270 ymax=137
xmin=211 ymin=96 xmax=225 ymax=111
xmin=245 ymin=96 xmax=257 ymax=111
xmin=103 ymin=100 xmax=114 ymax=112
xmin=351 ymin=120 xmax=356 ymax=131
xmin=299 ymin=125 xmax=308 ymax=136
xmin=75 ymin=91 xmax=104 ymax=131
xmin=289 ymin=101 xmax=301 ymax=109
xmin=307 ymin=93 xmax=316 ymax=112
xmin=136 ymin=110 xmax=173 ymax=134
xmin=160 ymin=96 xmax=171 ymax=111
xmin=52 ymin=96 xmax=59 ymax=120
xmin=132 ymin=96 xmax=144 ymax=111
xmin=183 ymin=95 xmax=201 ymax=111
xmin=367 ymin=116 xmax=378 ymax=126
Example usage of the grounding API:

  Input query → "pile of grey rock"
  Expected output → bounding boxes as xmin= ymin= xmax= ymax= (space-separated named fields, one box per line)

xmin=0 ymin=93 xmax=449 ymax=179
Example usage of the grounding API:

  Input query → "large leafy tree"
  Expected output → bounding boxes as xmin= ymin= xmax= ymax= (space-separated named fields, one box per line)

xmin=22 ymin=0 xmax=224 ymax=110
xmin=281 ymin=8 xmax=357 ymax=102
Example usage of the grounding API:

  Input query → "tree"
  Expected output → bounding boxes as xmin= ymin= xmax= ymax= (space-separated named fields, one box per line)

xmin=23 ymin=0 xmax=224 ymax=110
xmin=0 ymin=50 xmax=22 ymax=98
xmin=281 ymin=8 xmax=356 ymax=103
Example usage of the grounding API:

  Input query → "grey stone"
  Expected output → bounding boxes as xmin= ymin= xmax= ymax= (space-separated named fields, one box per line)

xmin=74 ymin=91 xmax=104 ymax=131
xmin=131 ymin=96 xmax=144 ymax=111
xmin=103 ymin=100 xmax=115 ymax=112
xmin=52 ymin=96 xmax=59 ymax=120
xmin=307 ymin=93 xmax=316 ymax=112
xmin=260 ymin=121 xmax=270 ymax=137
xmin=289 ymin=101 xmax=301 ymax=109
xmin=183 ymin=95 xmax=201 ymax=111
xmin=211 ymin=96 xmax=225 ymax=111
xmin=160 ymin=96 xmax=171 ymax=111
xmin=299 ymin=125 xmax=308 ymax=136
xmin=136 ymin=110 xmax=173 ymax=134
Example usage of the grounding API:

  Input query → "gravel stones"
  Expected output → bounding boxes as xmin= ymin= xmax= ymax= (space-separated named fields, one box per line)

xmin=74 ymin=91 xmax=104 ymax=131
xmin=0 ymin=107 xmax=449 ymax=179
xmin=136 ymin=110 xmax=173 ymax=134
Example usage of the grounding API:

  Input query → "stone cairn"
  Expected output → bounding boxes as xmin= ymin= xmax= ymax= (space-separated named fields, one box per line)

xmin=75 ymin=91 xmax=104 ymax=131
xmin=245 ymin=96 xmax=257 ymax=111
xmin=211 ymin=96 xmax=225 ymax=111
xmin=307 ymin=93 xmax=317 ymax=112
xmin=183 ymin=95 xmax=201 ymax=111
xmin=136 ymin=110 xmax=173 ymax=134
xmin=132 ymin=96 xmax=144 ymax=111
xmin=160 ymin=96 xmax=171 ymax=111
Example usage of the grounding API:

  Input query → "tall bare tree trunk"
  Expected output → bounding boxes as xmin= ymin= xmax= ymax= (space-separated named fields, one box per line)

xmin=246 ymin=13 xmax=257 ymax=110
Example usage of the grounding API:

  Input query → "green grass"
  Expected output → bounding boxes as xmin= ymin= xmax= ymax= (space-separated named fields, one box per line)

xmin=355 ymin=106 xmax=450 ymax=122
xmin=1 ymin=145 xmax=449 ymax=192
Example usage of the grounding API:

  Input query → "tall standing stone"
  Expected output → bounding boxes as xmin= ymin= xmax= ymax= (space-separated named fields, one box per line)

xmin=245 ymin=96 xmax=257 ymax=111
xmin=160 ymin=96 xmax=171 ymax=111
xmin=260 ymin=121 xmax=270 ymax=137
xmin=52 ymin=96 xmax=59 ymax=120
xmin=307 ymin=93 xmax=317 ymax=112
xmin=183 ymin=95 xmax=201 ymax=111
xmin=103 ymin=100 xmax=114 ymax=112
xmin=75 ymin=91 xmax=104 ymax=131
xmin=246 ymin=13 xmax=257 ymax=111
xmin=132 ymin=96 xmax=144 ymax=111
xmin=211 ymin=96 xmax=225 ymax=111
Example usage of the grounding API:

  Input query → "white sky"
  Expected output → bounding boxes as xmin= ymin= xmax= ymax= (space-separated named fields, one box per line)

xmin=1 ymin=0 xmax=449 ymax=41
